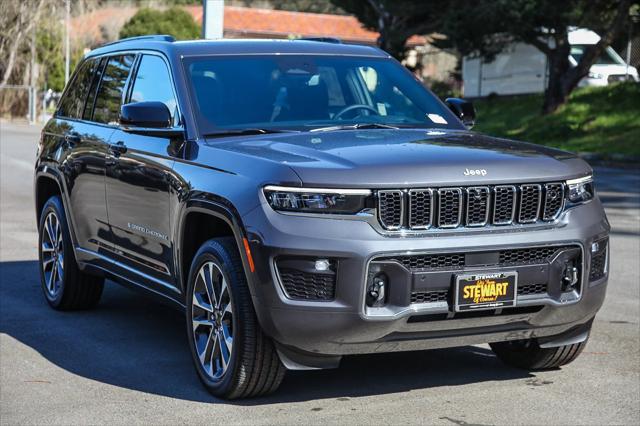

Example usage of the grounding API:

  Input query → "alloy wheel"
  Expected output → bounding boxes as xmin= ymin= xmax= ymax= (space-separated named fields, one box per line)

xmin=191 ymin=261 xmax=234 ymax=380
xmin=41 ymin=211 xmax=64 ymax=298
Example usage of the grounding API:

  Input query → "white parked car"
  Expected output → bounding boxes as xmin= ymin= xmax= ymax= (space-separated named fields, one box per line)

xmin=462 ymin=28 xmax=638 ymax=97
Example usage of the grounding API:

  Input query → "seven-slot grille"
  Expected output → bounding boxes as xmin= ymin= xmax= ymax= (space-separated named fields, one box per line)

xmin=377 ymin=182 xmax=565 ymax=231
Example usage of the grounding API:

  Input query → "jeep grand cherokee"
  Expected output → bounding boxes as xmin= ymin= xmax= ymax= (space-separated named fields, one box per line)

xmin=34 ymin=36 xmax=610 ymax=399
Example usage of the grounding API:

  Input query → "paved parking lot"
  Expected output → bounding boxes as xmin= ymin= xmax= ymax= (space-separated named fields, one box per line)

xmin=1 ymin=123 xmax=638 ymax=425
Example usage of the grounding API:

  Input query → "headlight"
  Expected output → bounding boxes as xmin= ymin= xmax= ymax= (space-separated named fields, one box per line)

xmin=588 ymin=71 xmax=604 ymax=79
xmin=264 ymin=186 xmax=371 ymax=214
xmin=566 ymin=176 xmax=594 ymax=204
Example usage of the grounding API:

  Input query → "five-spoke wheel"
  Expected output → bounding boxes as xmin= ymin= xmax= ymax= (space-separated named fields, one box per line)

xmin=186 ymin=237 xmax=286 ymax=399
xmin=192 ymin=261 xmax=234 ymax=380
xmin=41 ymin=211 xmax=64 ymax=299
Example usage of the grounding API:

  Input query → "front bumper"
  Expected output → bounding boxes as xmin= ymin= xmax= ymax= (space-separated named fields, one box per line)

xmin=242 ymin=198 xmax=609 ymax=368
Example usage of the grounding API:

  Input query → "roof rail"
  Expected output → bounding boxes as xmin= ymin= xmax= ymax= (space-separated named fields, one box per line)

xmin=100 ymin=34 xmax=175 ymax=48
xmin=298 ymin=37 xmax=342 ymax=44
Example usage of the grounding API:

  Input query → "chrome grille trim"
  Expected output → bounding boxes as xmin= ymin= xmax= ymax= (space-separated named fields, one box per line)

xmin=376 ymin=182 xmax=567 ymax=231
xmin=377 ymin=190 xmax=404 ymax=230
xmin=437 ymin=188 xmax=463 ymax=228
xmin=518 ymin=184 xmax=542 ymax=223
xmin=408 ymin=189 xmax=434 ymax=230
xmin=492 ymin=185 xmax=516 ymax=225
xmin=542 ymin=183 xmax=565 ymax=221
xmin=465 ymin=186 xmax=490 ymax=227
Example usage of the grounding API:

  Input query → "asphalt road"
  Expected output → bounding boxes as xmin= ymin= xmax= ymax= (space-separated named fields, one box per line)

xmin=1 ymin=122 xmax=638 ymax=425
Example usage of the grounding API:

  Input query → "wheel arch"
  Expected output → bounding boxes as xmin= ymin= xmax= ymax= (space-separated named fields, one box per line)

xmin=34 ymin=167 xmax=79 ymax=250
xmin=176 ymin=197 xmax=257 ymax=304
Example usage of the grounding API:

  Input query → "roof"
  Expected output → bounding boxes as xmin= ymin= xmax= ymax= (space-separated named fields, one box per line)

xmin=72 ymin=5 xmax=426 ymax=48
xmin=87 ymin=38 xmax=389 ymax=59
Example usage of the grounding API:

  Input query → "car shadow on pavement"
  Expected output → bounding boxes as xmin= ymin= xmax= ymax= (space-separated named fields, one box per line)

xmin=0 ymin=260 xmax=532 ymax=404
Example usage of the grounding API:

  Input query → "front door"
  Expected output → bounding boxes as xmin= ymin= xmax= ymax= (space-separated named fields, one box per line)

xmin=104 ymin=54 xmax=181 ymax=290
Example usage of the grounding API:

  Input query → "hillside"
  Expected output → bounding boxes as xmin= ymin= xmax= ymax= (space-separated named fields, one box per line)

xmin=472 ymin=82 xmax=640 ymax=157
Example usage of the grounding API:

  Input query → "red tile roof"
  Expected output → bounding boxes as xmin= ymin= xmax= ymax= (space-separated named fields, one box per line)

xmin=186 ymin=6 xmax=425 ymax=46
xmin=72 ymin=5 xmax=425 ymax=48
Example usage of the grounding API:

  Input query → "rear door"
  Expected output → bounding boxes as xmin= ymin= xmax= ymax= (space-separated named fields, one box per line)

xmin=54 ymin=57 xmax=114 ymax=256
xmin=104 ymin=53 xmax=181 ymax=290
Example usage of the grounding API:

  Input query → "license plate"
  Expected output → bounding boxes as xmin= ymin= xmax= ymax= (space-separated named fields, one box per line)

xmin=455 ymin=272 xmax=517 ymax=312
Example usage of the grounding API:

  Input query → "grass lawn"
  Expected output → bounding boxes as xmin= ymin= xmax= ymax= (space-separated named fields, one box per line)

xmin=472 ymin=82 xmax=640 ymax=157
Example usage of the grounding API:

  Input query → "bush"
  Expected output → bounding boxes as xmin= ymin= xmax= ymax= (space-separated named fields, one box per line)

xmin=119 ymin=7 xmax=200 ymax=41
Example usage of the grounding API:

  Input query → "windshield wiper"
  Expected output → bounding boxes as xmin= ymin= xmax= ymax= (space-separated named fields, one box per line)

xmin=310 ymin=123 xmax=399 ymax=132
xmin=203 ymin=128 xmax=297 ymax=138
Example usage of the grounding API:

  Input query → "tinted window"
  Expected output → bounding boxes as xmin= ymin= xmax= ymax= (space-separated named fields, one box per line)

xmin=130 ymin=55 xmax=178 ymax=124
xmin=93 ymin=54 xmax=135 ymax=125
xmin=82 ymin=57 xmax=106 ymax=120
xmin=57 ymin=59 xmax=99 ymax=119
xmin=183 ymin=55 xmax=462 ymax=135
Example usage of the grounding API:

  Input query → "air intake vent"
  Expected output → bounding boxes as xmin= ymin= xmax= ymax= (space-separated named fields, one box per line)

xmin=408 ymin=189 xmax=433 ymax=229
xmin=518 ymin=184 xmax=542 ymax=223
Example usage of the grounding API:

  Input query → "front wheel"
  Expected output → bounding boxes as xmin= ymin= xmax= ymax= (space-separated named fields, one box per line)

xmin=185 ymin=237 xmax=285 ymax=399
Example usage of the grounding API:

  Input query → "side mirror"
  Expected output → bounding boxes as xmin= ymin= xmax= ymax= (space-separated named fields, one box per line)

xmin=445 ymin=98 xmax=476 ymax=130
xmin=120 ymin=101 xmax=171 ymax=128
xmin=120 ymin=101 xmax=184 ymax=138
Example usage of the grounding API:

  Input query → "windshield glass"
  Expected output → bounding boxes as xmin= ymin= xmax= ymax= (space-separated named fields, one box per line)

xmin=570 ymin=45 xmax=623 ymax=65
xmin=183 ymin=55 xmax=463 ymax=135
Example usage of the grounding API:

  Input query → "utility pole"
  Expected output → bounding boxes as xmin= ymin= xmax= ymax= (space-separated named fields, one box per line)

xmin=202 ymin=0 xmax=224 ymax=40
xmin=65 ymin=0 xmax=70 ymax=85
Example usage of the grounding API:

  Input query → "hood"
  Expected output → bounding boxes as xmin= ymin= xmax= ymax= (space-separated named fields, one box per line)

xmin=205 ymin=129 xmax=591 ymax=187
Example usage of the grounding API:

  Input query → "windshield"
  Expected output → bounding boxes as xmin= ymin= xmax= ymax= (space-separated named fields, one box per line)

xmin=570 ymin=45 xmax=624 ymax=65
xmin=183 ymin=55 xmax=463 ymax=135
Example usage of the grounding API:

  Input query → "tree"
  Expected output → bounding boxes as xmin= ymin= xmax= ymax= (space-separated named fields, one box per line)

xmin=330 ymin=0 xmax=448 ymax=60
xmin=438 ymin=0 xmax=636 ymax=113
xmin=119 ymin=7 xmax=200 ymax=41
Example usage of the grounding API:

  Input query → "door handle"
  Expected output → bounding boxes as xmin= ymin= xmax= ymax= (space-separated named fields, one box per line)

xmin=109 ymin=141 xmax=128 ymax=156
xmin=64 ymin=132 xmax=80 ymax=146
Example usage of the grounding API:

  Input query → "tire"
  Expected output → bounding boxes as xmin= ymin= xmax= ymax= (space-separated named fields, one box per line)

xmin=185 ymin=237 xmax=286 ymax=399
xmin=38 ymin=195 xmax=104 ymax=310
xmin=490 ymin=335 xmax=589 ymax=370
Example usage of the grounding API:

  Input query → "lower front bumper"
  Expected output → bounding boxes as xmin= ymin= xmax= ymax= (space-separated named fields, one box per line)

xmin=242 ymin=200 xmax=610 ymax=368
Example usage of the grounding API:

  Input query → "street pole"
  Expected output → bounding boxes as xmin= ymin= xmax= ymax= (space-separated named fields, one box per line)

xmin=64 ymin=0 xmax=70 ymax=85
xmin=202 ymin=0 xmax=224 ymax=40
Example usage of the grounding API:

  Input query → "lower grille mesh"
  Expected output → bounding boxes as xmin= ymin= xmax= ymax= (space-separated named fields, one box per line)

xmin=279 ymin=269 xmax=336 ymax=301
xmin=382 ymin=246 xmax=570 ymax=272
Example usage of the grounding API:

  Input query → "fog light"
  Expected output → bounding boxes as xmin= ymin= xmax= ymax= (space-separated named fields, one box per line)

xmin=562 ymin=261 xmax=579 ymax=291
xmin=591 ymin=242 xmax=600 ymax=253
xmin=367 ymin=273 xmax=387 ymax=307
xmin=315 ymin=259 xmax=330 ymax=271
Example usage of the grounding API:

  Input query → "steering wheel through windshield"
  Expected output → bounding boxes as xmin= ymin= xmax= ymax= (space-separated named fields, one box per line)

xmin=333 ymin=104 xmax=380 ymax=120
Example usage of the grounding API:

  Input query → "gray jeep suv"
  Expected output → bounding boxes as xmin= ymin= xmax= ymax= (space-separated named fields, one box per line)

xmin=34 ymin=36 xmax=610 ymax=399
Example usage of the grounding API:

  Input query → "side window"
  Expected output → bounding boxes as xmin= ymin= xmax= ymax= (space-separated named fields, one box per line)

xmin=130 ymin=55 xmax=178 ymax=124
xmin=82 ymin=57 xmax=106 ymax=121
xmin=56 ymin=59 xmax=98 ymax=119
xmin=93 ymin=54 xmax=135 ymax=125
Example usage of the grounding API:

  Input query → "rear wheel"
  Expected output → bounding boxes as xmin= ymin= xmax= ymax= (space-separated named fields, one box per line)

xmin=490 ymin=335 xmax=589 ymax=370
xmin=186 ymin=237 xmax=285 ymax=399
xmin=38 ymin=196 xmax=104 ymax=310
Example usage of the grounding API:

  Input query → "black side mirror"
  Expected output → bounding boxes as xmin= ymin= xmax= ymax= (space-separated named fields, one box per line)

xmin=445 ymin=98 xmax=476 ymax=130
xmin=120 ymin=101 xmax=184 ymax=138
